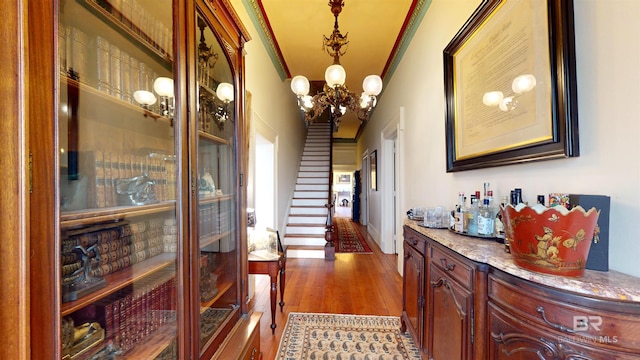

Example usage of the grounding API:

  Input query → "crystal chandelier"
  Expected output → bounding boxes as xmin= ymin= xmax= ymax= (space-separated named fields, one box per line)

xmin=290 ymin=0 xmax=383 ymax=128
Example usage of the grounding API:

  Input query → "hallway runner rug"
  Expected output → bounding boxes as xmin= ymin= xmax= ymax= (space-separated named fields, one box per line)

xmin=276 ymin=312 xmax=422 ymax=360
xmin=334 ymin=217 xmax=373 ymax=253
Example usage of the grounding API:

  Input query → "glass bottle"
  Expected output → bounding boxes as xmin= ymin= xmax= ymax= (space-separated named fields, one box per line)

xmin=495 ymin=195 xmax=508 ymax=241
xmin=478 ymin=198 xmax=495 ymax=236
xmin=454 ymin=192 xmax=465 ymax=233
xmin=467 ymin=196 xmax=479 ymax=235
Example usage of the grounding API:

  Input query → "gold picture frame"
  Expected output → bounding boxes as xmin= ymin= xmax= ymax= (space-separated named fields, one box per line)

xmin=444 ymin=0 xmax=579 ymax=172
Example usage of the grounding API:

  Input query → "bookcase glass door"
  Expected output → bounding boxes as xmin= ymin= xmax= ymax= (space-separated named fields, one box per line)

xmin=58 ymin=0 xmax=179 ymax=358
xmin=195 ymin=11 xmax=239 ymax=352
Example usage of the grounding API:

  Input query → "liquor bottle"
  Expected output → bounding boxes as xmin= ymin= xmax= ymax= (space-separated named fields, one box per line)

xmin=467 ymin=196 xmax=479 ymax=235
xmin=495 ymin=195 xmax=508 ymax=241
xmin=478 ymin=198 xmax=495 ymax=236
xmin=454 ymin=192 xmax=465 ymax=233
xmin=483 ymin=182 xmax=491 ymax=198
xmin=514 ymin=188 xmax=523 ymax=204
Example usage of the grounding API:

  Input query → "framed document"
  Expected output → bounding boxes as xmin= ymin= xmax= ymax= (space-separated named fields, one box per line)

xmin=338 ymin=174 xmax=351 ymax=183
xmin=444 ymin=0 xmax=579 ymax=172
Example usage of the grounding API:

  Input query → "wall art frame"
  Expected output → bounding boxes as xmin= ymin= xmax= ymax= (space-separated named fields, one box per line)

xmin=443 ymin=0 xmax=579 ymax=172
xmin=338 ymin=174 xmax=351 ymax=183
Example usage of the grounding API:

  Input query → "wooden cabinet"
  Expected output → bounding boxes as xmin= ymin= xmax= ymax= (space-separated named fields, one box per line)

xmin=402 ymin=224 xmax=640 ymax=360
xmin=428 ymin=251 xmax=475 ymax=360
xmin=427 ymin=240 xmax=488 ymax=360
xmin=211 ymin=311 xmax=262 ymax=360
xmin=402 ymin=226 xmax=487 ymax=359
xmin=25 ymin=0 xmax=257 ymax=358
xmin=402 ymin=227 xmax=427 ymax=351
xmin=488 ymin=268 xmax=640 ymax=360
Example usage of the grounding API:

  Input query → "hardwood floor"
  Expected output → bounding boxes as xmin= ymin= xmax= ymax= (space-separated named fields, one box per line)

xmin=248 ymin=214 xmax=403 ymax=359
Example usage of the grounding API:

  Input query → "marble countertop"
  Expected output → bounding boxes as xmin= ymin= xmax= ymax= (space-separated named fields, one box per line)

xmin=405 ymin=219 xmax=640 ymax=302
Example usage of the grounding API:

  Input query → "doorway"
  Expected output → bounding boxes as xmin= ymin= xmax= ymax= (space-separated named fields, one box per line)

xmin=254 ymin=133 xmax=275 ymax=229
xmin=380 ymin=108 xmax=404 ymax=269
xmin=360 ymin=150 xmax=369 ymax=226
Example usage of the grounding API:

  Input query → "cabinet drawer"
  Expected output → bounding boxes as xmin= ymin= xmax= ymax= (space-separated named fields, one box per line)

xmin=404 ymin=227 xmax=427 ymax=256
xmin=488 ymin=272 xmax=640 ymax=353
xmin=241 ymin=325 xmax=261 ymax=360
xmin=489 ymin=302 xmax=639 ymax=360
xmin=430 ymin=243 xmax=473 ymax=288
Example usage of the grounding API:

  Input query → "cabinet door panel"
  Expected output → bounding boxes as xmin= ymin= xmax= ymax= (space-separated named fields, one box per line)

xmin=402 ymin=243 xmax=424 ymax=350
xmin=429 ymin=265 xmax=473 ymax=360
xmin=194 ymin=7 xmax=240 ymax=357
xmin=58 ymin=0 xmax=179 ymax=358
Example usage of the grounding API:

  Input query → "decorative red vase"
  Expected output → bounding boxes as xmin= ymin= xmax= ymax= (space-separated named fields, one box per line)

xmin=500 ymin=204 xmax=600 ymax=277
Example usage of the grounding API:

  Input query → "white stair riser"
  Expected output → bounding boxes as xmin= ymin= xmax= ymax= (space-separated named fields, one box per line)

xmin=290 ymin=207 xmax=328 ymax=215
xmin=301 ymin=160 xmax=330 ymax=166
xmin=300 ymin=167 xmax=330 ymax=173
xmin=286 ymin=226 xmax=325 ymax=235
xmin=302 ymin=151 xmax=329 ymax=160
xmin=293 ymin=191 xmax=328 ymax=199
xmin=297 ymin=178 xmax=329 ymax=184
xmin=302 ymin=155 xmax=330 ymax=161
xmin=295 ymin=184 xmax=329 ymax=191
xmin=298 ymin=171 xmax=330 ymax=178
xmin=288 ymin=216 xmax=326 ymax=224
xmin=304 ymin=144 xmax=330 ymax=149
xmin=292 ymin=198 xmax=328 ymax=206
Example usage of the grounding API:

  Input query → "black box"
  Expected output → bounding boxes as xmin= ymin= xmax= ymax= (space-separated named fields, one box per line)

xmin=569 ymin=194 xmax=610 ymax=272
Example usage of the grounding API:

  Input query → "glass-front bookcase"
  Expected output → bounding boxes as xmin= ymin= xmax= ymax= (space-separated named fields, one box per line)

xmin=57 ymin=0 xmax=179 ymax=358
xmin=25 ymin=0 xmax=251 ymax=358
xmin=192 ymin=5 xmax=242 ymax=357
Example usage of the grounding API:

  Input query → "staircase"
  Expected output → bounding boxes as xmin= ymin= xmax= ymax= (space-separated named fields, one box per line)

xmin=284 ymin=122 xmax=332 ymax=259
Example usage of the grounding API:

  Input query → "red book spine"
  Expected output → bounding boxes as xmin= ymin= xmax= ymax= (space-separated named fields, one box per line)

xmin=104 ymin=298 xmax=114 ymax=343
xmin=150 ymin=282 xmax=159 ymax=332
xmin=135 ymin=287 xmax=144 ymax=342
xmin=122 ymin=294 xmax=132 ymax=352
xmin=113 ymin=296 xmax=122 ymax=350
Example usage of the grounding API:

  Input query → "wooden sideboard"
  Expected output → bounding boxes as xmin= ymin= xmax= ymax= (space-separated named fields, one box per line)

xmin=402 ymin=223 xmax=640 ymax=360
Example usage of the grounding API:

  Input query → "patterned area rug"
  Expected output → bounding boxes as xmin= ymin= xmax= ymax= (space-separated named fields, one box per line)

xmin=334 ymin=217 xmax=373 ymax=253
xmin=276 ymin=312 xmax=422 ymax=360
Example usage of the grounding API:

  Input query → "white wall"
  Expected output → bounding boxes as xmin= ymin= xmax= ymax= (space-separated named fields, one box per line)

xmin=231 ymin=1 xmax=309 ymax=235
xmin=361 ymin=0 xmax=640 ymax=277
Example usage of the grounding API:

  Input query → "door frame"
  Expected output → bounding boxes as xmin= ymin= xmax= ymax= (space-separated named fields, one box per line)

xmin=360 ymin=149 xmax=369 ymax=226
xmin=380 ymin=107 xmax=404 ymax=256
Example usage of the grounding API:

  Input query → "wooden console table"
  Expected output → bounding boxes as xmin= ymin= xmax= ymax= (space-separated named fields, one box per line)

xmin=248 ymin=252 xmax=286 ymax=334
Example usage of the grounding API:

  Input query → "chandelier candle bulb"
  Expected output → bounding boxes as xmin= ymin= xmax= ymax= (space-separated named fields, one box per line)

xmin=512 ymin=74 xmax=536 ymax=94
xmin=153 ymin=77 xmax=174 ymax=97
xmin=133 ymin=90 xmax=157 ymax=107
xmin=362 ymin=75 xmax=383 ymax=96
xmin=215 ymin=82 xmax=234 ymax=103
xmin=325 ymin=64 xmax=346 ymax=87
xmin=290 ymin=75 xmax=310 ymax=96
